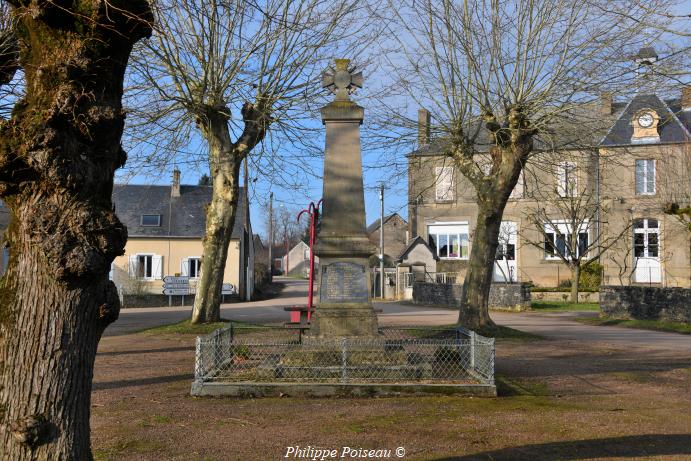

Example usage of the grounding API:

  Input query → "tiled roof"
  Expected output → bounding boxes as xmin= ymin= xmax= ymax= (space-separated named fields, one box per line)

xmin=112 ymin=184 xmax=247 ymax=239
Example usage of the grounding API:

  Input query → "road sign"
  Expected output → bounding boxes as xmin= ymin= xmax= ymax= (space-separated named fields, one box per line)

xmin=163 ymin=283 xmax=189 ymax=289
xmin=163 ymin=288 xmax=189 ymax=295
xmin=163 ymin=276 xmax=189 ymax=284
xmin=221 ymin=283 xmax=236 ymax=295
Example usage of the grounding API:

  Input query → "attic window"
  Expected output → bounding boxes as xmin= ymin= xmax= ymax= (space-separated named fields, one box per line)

xmin=141 ymin=214 xmax=161 ymax=227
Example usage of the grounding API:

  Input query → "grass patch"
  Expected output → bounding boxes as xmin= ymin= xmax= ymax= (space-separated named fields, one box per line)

xmin=139 ymin=319 xmax=234 ymax=335
xmin=531 ymin=301 xmax=600 ymax=312
xmin=574 ymin=317 xmax=691 ymax=335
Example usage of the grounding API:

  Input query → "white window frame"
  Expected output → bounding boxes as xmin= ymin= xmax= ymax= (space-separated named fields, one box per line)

xmin=435 ymin=166 xmax=455 ymax=202
xmin=543 ymin=221 xmax=589 ymax=260
xmin=427 ymin=222 xmax=470 ymax=260
xmin=556 ymin=162 xmax=577 ymax=198
xmin=635 ymin=159 xmax=656 ymax=195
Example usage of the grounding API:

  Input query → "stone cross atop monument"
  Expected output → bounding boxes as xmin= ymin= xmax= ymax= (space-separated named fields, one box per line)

xmin=309 ymin=59 xmax=378 ymax=339
xmin=322 ymin=59 xmax=363 ymax=101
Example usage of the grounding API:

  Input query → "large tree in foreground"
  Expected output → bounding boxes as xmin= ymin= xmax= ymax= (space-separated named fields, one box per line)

xmin=130 ymin=0 xmax=370 ymax=323
xmin=0 ymin=1 xmax=151 ymax=459
xmin=385 ymin=0 xmax=674 ymax=328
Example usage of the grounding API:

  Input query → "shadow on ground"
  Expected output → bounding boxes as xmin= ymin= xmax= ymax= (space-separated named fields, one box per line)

xmin=93 ymin=373 xmax=193 ymax=391
xmin=434 ymin=434 xmax=691 ymax=460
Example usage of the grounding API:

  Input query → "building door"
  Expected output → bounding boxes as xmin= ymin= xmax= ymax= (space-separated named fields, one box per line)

xmin=633 ymin=218 xmax=661 ymax=283
xmin=494 ymin=221 xmax=517 ymax=282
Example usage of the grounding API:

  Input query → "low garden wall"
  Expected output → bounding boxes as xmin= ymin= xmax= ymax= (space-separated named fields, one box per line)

xmin=600 ymin=286 xmax=691 ymax=322
xmin=413 ymin=282 xmax=531 ymax=311
xmin=531 ymin=291 xmax=599 ymax=303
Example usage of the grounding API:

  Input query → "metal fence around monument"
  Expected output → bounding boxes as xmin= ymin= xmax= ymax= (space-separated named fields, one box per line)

xmin=194 ymin=325 xmax=494 ymax=386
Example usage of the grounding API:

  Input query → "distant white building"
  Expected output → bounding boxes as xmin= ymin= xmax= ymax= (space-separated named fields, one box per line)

xmin=283 ymin=241 xmax=319 ymax=277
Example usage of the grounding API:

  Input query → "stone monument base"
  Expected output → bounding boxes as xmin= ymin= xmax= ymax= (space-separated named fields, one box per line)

xmin=307 ymin=303 xmax=379 ymax=340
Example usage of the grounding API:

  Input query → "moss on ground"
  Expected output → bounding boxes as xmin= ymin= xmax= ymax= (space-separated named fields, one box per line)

xmin=138 ymin=319 xmax=236 ymax=335
xmin=531 ymin=301 xmax=600 ymax=312
xmin=574 ymin=317 xmax=691 ymax=335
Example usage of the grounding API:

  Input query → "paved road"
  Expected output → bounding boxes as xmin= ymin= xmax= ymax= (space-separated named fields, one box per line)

xmin=106 ymin=277 xmax=691 ymax=353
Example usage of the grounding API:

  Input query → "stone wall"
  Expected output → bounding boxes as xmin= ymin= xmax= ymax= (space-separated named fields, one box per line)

xmin=413 ymin=282 xmax=531 ymax=311
xmin=600 ymin=286 xmax=691 ymax=322
xmin=121 ymin=293 xmax=239 ymax=308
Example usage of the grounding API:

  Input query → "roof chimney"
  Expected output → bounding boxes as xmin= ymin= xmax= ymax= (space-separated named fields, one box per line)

xmin=171 ymin=168 xmax=181 ymax=197
xmin=418 ymin=108 xmax=431 ymax=147
xmin=600 ymin=92 xmax=613 ymax=116
xmin=682 ymin=86 xmax=691 ymax=111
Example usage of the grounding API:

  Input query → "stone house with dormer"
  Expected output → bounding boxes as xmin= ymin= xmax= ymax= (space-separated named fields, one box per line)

xmin=407 ymin=84 xmax=690 ymax=288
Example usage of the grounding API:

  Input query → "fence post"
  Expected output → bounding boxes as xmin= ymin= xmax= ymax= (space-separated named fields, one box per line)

xmin=470 ymin=331 xmax=476 ymax=371
xmin=194 ymin=336 xmax=202 ymax=381
xmin=341 ymin=338 xmax=348 ymax=384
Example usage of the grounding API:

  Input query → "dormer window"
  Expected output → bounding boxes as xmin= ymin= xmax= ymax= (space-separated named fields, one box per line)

xmin=141 ymin=214 xmax=161 ymax=226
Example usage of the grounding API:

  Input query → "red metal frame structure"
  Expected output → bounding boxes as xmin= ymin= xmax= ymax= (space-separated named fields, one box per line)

xmin=297 ymin=199 xmax=322 ymax=321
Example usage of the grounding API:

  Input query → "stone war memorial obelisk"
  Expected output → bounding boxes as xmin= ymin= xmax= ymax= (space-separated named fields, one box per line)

xmin=308 ymin=59 xmax=379 ymax=339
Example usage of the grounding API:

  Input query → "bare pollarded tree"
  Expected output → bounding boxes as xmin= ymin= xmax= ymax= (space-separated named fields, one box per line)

xmin=128 ymin=0 xmax=375 ymax=323
xmin=519 ymin=150 xmax=633 ymax=302
xmin=0 ymin=1 xmax=151 ymax=459
xmin=131 ymin=0 xmax=378 ymax=323
xmin=381 ymin=0 xmax=677 ymax=328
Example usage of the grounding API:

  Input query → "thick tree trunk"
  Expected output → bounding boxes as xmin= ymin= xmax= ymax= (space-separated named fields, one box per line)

xmin=191 ymin=109 xmax=241 ymax=324
xmin=0 ymin=2 xmax=151 ymax=460
xmin=458 ymin=204 xmax=503 ymax=328
xmin=571 ymin=265 xmax=580 ymax=303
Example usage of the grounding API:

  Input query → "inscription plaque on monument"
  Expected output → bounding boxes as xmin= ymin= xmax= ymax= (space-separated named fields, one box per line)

xmin=320 ymin=262 xmax=368 ymax=303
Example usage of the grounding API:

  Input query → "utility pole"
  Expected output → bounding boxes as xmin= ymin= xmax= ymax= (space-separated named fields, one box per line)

xmin=268 ymin=192 xmax=273 ymax=283
xmin=380 ymin=184 xmax=385 ymax=299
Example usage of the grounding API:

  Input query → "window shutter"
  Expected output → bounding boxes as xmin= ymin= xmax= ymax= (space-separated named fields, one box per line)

xmin=557 ymin=164 xmax=567 ymax=197
xmin=181 ymin=258 xmax=189 ymax=276
xmin=435 ymin=167 xmax=454 ymax=201
xmin=511 ymin=171 xmax=524 ymax=198
xmin=152 ymin=255 xmax=163 ymax=280
xmin=128 ymin=255 xmax=138 ymax=277
xmin=635 ymin=160 xmax=644 ymax=194
xmin=647 ymin=160 xmax=655 ymax=193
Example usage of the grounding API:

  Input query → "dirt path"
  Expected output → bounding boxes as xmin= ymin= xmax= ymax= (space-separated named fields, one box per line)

xmin=92 ymin=328 xmax=691 ymax=461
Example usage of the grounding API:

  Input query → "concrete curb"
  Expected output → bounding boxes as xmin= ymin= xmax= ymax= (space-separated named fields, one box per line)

xmin=190 ymin=381 xmax=497 ymax=398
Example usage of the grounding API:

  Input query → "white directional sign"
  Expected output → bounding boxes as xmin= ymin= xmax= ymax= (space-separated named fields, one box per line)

xmin=163 ymin=276 xmax=190 ymax=284
xmin=163 ymin=276 xmax=190 ymax=295
xmin=163 ymin=288 xmax=190 ymax=295
xmin=221 ymin=283 xmax=236 ymax=295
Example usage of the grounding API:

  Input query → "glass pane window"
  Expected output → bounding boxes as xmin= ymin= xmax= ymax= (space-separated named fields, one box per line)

xmin=647 ymin=233 xmax=659 ymax=257
xmin=505 ymin=244 xmax=515 ymax=261
xmin=438 ymin=234 xmax=449 ymax=258
xmin=141 ymin=214 xmax=161 ymax=226
xmin=578 ymin=233 xmax=588 ymax=256
xmin=189 ymin=258 xmax=201 ymax=278
xmin=427 ymin=224 xmax=470 ymax=260
xmin=137 ymin=255 xmax=152 ymax=278
xmin=449 ymin=234 xmax=459 ymax=258
xmin=635 ymin=160 xmax=655 ymax=195
xmin=544 ymin=232 xmax=555 ymax=257
xmin=634 ymin=233 xmax=645 ymax=257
